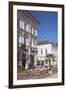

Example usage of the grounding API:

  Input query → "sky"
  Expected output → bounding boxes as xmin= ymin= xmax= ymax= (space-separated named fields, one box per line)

xmin=29 ymin=10 xmax=58 ymax=43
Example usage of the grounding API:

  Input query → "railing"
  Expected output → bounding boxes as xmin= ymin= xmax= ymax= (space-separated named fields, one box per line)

xmin=31 ymin=47 xmax=37 ymax=53
xmin=17 ymin=43 xmax=26 ymax=49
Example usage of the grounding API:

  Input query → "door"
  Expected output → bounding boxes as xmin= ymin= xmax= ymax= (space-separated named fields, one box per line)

xmin=22 ymin=54 xmax=26 ymax=68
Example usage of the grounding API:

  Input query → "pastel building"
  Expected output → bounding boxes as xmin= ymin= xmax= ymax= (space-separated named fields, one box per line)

xmin=37 ymin=40 xmax=58 ymax=67
xmin=17 ymin=10 xmax=39 ymax=69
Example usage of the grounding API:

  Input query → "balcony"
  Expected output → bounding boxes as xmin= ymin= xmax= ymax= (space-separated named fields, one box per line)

xmin=31 ymin=47 xmax=37 ymax=53
xmin=17 ymin=43 xmax=25 ymax=48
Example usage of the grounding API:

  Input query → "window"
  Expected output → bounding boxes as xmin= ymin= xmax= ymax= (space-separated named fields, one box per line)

xmin=19 ymin=36 xmax=24 ymax=44
xmin=18 ymin=35 xmax=24 ymax=47
xmin=33 ymin=40 xmax=37 ymax=48
xmin=45 ymin=49 xmax=47 ymax=55
xmin=35 ymin=29 xmax=37 ymax=36
xmin=32 ymin=39 xmax=34 ymax=47
xmin=21 ymin=36 xmax=24 ymax=44
xmin=26 ymin=38 xmax=29 ymax=46
xmin=26 ymin=24 xmax=31 ymax=32
xmin=32 ymin=27 xmax=34 ymax=34
xmin=41 ymin=50 xmax=43 ymax=54
xmin=20 ymin=20 xmax=24 ymax=29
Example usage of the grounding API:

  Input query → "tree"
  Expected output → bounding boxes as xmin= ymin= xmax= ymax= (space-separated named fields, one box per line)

xmin=28 ymin=55 xmax=34 ymax=70
xmin=45 ymin=54 xmax=55 ymax=69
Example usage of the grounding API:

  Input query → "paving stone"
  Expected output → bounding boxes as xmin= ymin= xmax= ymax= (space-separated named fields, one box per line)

xmin=17 ymin=69 xmax=58 ymax=80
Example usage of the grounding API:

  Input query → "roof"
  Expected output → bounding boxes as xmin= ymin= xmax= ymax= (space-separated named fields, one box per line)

xmin=37 ymin=39 xmax=49 ymax=45
xmin=26 ymin=11 xmax=40 ymax=24
xmin=17 ymin=10 xmax=40 ymax=24
xmin=37 ymin=39 xmax=58 ymax=47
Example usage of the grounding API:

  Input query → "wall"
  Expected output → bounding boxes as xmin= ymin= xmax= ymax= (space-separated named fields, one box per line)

xmin=0 ymin=0 xmax=66 ymax=90
xmin=51 ymin=44 xmax=58 ymax=57
xmin=37 ymin=44 xmax=52 ymax=56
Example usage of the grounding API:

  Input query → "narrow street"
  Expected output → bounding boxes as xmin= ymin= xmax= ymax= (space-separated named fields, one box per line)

xmin=17 ymin=69 xmax=58 ymax=80
xmin=45 ymin=72 xmax=58 ymax=78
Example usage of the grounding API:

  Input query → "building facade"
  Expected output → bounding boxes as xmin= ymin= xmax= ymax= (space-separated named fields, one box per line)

xmin=37 ymin=40 xmax=58 ymax=67
xmin=17 ymin=10 xmax=39 ymax=69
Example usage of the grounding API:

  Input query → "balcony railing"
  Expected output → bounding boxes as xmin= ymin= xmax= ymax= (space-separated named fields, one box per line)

xmin=31 ymin=47 xmax=37 ymax=53
xmin=17 ymin=43 xmax=26 ymax=48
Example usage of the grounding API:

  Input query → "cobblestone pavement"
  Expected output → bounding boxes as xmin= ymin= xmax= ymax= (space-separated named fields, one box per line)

xmin=17 ymin=69 xmax=58 ymax=80
xmin=45 ymin=72 xmax=58 ymax=78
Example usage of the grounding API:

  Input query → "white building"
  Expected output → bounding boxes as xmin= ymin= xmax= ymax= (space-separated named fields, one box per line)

xmin=37 ymin=40 xmax=58 ymax=67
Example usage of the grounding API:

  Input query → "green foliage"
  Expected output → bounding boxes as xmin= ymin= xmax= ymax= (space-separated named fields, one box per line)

xmin=45 ymin=54 xmax=55 ymax=69
xmin=45 ymin=54 xmax=55 ymax=61
xmin=28 ymin=55 xmax=34 ymax=70
xmin=28 ymin=62 xmax=33 ymax=70
xmin=17 ymin=64 xmax=25 ymax=72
